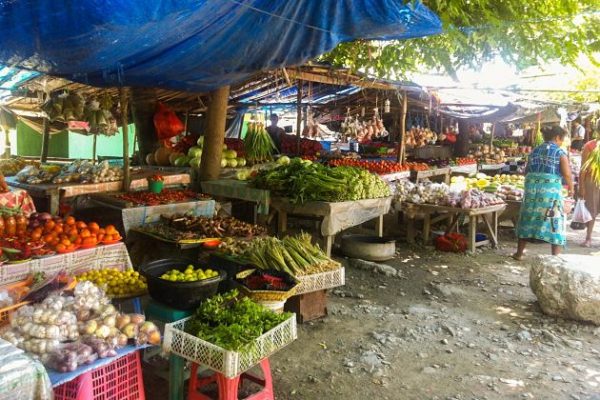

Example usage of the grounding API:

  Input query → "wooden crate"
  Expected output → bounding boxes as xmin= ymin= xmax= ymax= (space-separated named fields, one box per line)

xmin=284 ymin=290 xmax=328 ymax=323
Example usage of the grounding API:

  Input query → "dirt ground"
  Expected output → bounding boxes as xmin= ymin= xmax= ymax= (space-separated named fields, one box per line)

xmin=145 ymin=222 xmax=600 ymax=400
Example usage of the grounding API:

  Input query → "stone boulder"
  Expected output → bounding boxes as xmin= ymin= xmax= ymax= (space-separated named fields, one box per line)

xmin=530 ymin=255 xmax=600 ymax=325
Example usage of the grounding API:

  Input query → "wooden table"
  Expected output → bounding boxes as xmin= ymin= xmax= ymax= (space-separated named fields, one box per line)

xmin=410 ymin=167 xmax=451 ymax=184
xmin=271 ymin=196 xmax=392 ymax=256
xmin=6 ymin=170 xmax=190 ymax=214
xmin=402 ymin=202 xmax=507 ymax=253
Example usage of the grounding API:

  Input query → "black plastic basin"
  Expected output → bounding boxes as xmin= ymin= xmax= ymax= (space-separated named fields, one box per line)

xmin=139 ymin=258 xmax=226 ymax=310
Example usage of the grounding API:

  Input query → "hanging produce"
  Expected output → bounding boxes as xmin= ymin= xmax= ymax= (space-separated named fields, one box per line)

xmin=340 ymin=110 xmax=388 ymax=143
xmin=154 ymin=102 xmax=185 ymax=140
xmin=244 ymin=122 xmax=276 ymax=164
xmin=405 ymin=127 xmax=437 ymax=148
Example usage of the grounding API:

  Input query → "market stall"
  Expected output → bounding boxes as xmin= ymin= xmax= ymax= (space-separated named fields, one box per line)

xmin=6 ymin=169 xmax=191 ymax=215
xmin=272 ymin=196 xmax=392 ymax=256
xmin=89 ymin=190 xmax=215 ymax=234
xmin=201 ymin=179 xmax=270 ymax=217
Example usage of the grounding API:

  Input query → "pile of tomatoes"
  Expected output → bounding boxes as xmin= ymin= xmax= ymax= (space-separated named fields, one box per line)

xmin=29 ymin=216 xmax=122 ymax=254
xmin=454 ymin=157 xmax=477 ymax=166
xmin=404 ymin=162 xmax=429 ymax=171
xmin=328 ymin=159 xmax=409 ymax=175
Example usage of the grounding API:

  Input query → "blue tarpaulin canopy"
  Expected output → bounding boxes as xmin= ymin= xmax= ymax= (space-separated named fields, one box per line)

xmin=0 ymin=0 xmax=441 ymax=92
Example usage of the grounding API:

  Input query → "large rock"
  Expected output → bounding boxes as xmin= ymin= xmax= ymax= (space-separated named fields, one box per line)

xmin=530 ymin=255 xmax=600 ymax=325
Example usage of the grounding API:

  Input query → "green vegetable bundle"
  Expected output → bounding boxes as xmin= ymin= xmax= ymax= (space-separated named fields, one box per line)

xmin=582 ymin=145 xmax=600 ymax=186
xmin=244 ymin=122 xmax=277 ymax=164
xmin=252 ymin=158 xmax=391 ymax=203
xmin=243 ymin=233 xmax=340 ymax=276
xmin=185 ymin=290 xmax=291 ymax=351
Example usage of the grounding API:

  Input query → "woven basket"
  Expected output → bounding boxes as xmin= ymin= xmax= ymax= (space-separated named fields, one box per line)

xmin=235 ymin=269 xmax=298 ymax=302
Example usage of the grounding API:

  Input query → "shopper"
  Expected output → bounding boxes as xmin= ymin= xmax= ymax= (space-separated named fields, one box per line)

xmin=579 ymin=136 xmax=600 ymax=247
xmin=571 ymin=120 xmax=586 ymax=151
xmin=513 ymin=125 xmax=574 ymax=260
xmin=266 ymin=114 xmax=285 ymax=152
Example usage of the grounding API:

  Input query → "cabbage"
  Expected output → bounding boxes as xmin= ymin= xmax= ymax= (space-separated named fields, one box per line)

xmin=189 ymin=157 xmax=201 ymax=169
xmin=188 ymin=146 xmax=202 ymax=158
xmin=276 ymin=155 xmax=291 ymax=165
xmin=236 ymin=158 xmax=246 ymax=167
xmin=227 ymin=159 xmax=238 ymax=168
xmin=221 ymin=159 xmax=228 ymax=168
xmin=224 ymin=150 xmax=237 ymax=159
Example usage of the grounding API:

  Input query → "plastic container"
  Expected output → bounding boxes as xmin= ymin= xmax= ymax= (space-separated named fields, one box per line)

xmin=139 ymin=258 xmax=225 ymax=310
xmin=147 ymin=180 xmax=163 ymax=194
xmin=53 ymin=351 xmax=145 ymax=400
xmin=208 ymin=253 xmax=252 ymax=292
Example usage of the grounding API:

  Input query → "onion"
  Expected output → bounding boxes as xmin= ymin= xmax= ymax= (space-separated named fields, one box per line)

xmin=38 ymin=213 xmax=52 ymax=221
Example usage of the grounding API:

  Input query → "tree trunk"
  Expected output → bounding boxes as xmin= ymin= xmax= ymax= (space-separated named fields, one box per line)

xmin=130 ymin=87 xmax=157 ymax=164
xmin=455 ymin=119 xmax=471 ymax=157
xmin=200 ymin=86 xmax=230 ymax=181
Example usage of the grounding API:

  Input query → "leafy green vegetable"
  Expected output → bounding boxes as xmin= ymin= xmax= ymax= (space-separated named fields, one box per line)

xmin=251 ymin=158 xmax=391 ymax=203
xmin=185 ymin=290 xmax=291 ymax=352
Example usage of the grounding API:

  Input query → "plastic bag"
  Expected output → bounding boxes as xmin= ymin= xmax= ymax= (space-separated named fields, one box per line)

xmin=572 ymin=199 xmax=592 ymax=224
xmin=153 ymin=103 xmax=184 ymax=140
xmin=435 ymin=233 xmax=466 ymax=253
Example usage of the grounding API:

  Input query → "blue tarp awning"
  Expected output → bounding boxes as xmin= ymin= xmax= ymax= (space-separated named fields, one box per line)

xmin=0 ymin=0 xmax=441 ymax=92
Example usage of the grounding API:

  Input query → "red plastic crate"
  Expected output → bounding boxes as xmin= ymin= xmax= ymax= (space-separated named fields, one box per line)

xmin=54 ymin=351 xmax=145 ymax=400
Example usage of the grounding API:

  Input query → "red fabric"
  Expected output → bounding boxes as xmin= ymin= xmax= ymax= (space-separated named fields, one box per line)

xmin=435 ymin=233 xmax=466 ymax=253
xmin=583 ymin=139 xmax=598 ymax=152
xmin=153 ymin=103 xmax=184 ymax=140
xmin=0 ymin=189 xmax=36 ymax=216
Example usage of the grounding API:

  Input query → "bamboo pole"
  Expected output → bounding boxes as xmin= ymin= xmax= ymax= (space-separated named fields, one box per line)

xmin=296 ymin=80 xmax=303 ymax=155
xmin=40 ymin=117 xmax=50 ymax=163
xmin=200 ymin=85 xmax=230 ymax=181
xmin=92 ymin=134 xmax=98 ymax=163
xmin=397 ymin=91 xmax=408 ymax=163
xmin=119 ymin=87 xmax=131 ymax=191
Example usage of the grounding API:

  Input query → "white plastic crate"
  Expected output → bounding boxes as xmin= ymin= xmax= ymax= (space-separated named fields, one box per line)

xmin=295 ymin=267 xmax=345 ymax=295
xmin=163 ymin=315 xmax=297 ymax=378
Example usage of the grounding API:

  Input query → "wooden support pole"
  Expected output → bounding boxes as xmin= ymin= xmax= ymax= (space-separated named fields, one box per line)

xmin=397 ymin=91 xmax=408 ymax=163
xmin=40 ymin=118 xmax=50 ymax=163
xmin=92 ymin=134 xmax=98 ymax=163
xmin=200 ymin=85 xmax=230 ymax=181
xmin=296 ymin=80 xmax=303 ymax=155
xmin=490 ymin=123 xmax=496 ymax=149
xmin=120 ymin=87 xmax=131 ymax=191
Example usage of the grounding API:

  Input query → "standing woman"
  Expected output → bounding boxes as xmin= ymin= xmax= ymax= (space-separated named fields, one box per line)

xmin=579 ymin=136 xmax=600 ymax=247
xmin=513 ymin=125 xmax=574 ymax=260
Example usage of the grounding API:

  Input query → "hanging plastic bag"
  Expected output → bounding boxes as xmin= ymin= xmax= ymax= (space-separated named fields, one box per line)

xmin=153 ymin=103 xmax=184 ymax=140
xmin=572 ymin=199 xmax=593 ymax=224
xmin=435 ymin=233 xmax=467 ymax=253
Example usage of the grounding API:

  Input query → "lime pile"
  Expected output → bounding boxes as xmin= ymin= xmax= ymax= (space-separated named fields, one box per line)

xmin=160 ymin=265 xmax=219 ymax=282
xmin=77 ymin=268 xmax=147 ymax=297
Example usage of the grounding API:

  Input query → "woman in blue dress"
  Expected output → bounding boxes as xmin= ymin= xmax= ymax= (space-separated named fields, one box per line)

xmin=512 ymin=125 xmax=574 ymax=260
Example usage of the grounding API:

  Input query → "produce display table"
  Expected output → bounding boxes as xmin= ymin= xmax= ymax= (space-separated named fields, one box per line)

xmin=0 ymin=188 xmax=36 ymax=215
xmin=201 ymin=179 xmax=270 ymax=216
xmin=450 ymin=164 xmax=478 ymax=175
xmin=0 ymin=242 xmax=132 ymax=286
xmin=380 ymin=171 xmax=410 ymax=183
xmin=402 ymin=202 xmax=506 ymax=253
xmin=410 ymin=167 xmax=451 ymax=184
xmin=478 ymin=163 xmax=506 ymax=173
xmin=271 ymin=196 xmax=392 ymax=256
xmin=89 ymin=195 xmax=216 ymax=234
xmin=0 ymin=339 xmax=52 ymax=400
xmin=6 ymin=171 xmax=190 ymax=214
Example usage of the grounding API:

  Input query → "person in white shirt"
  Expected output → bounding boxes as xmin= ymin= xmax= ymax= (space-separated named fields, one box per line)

xmin=571 ymin=120 xmax=585 ymax=151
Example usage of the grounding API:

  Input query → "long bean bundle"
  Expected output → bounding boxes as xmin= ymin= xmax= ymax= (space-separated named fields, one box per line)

xmin=244 ymin=122 xmax=276 ymax=164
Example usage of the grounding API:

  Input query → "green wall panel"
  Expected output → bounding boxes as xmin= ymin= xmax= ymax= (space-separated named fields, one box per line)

xmin=16 ymin=121 xmax=69 ymax=158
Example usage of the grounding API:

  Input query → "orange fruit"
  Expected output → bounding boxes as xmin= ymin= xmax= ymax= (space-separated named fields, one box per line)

xmin=98 ymin=228 xmax=106 ymax=235
xmin=65 ymin=216 xmax=76 ymax=226
xmin=67 ymin=228 xmax=78 ymax=237
xmin=44 ymin=220 xmax=56 ymax=232
xmin=43 ymin=234 xmax=54 ymax=243
xmin=87 ymin=222 xmax=100 ymax=232
xmin=55 ymin=244 xmax=66 ymax=252
xmin=80 ymin=229 xmax=91 ymax=238
xmin=105 ymin=225 xmax=117 ymax=235
xmin=50 ymin=238 xmax=60 ymax=247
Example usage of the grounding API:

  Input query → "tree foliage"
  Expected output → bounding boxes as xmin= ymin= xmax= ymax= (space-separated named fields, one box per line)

xmin=322 ymin=0 xmax=599 ymax=78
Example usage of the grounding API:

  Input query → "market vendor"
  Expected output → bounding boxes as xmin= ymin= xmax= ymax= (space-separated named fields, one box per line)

xmin=513 ymin=125 xmax=574 ymax=260
xmin=266 ymin=114 xmax=285 ymax=152
xmin=571 ymin=120 xmax=586 ymax=151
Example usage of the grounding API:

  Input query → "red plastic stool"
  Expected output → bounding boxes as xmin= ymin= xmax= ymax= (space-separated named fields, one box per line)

xmin=188 ymin=358 xmax=274 ymax=400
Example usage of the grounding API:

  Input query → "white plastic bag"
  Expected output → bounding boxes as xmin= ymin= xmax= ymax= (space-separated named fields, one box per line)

xmin=572 ymin=199 xmax=593 ymax=224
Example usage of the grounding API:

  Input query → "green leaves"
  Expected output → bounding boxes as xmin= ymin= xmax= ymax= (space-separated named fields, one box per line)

xmin=322 ymin=0 xmax=599 ymax=78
